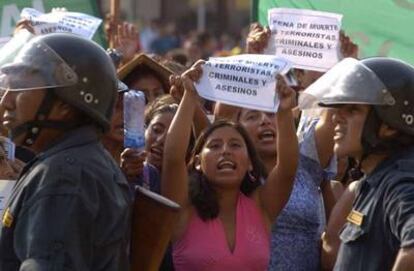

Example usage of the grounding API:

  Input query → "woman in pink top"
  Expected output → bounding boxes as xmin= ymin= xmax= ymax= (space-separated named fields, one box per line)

xmin=161 ymin=61 xmax=299 ymax=271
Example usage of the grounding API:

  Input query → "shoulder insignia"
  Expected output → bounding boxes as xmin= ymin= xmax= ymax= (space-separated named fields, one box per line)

xmin=2 ymin=208 xmax=13 ymax=228
xmin=347 ymin=209 xmax=364 ymax=226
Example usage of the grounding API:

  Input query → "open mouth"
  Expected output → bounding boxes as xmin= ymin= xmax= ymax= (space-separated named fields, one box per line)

xmin=258 ymin=129 xmax=275 ymax=142
xmin=217 ymin=160 xmax=236 ymax=172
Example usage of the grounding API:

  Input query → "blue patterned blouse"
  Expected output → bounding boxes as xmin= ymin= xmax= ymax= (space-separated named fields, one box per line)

xmin=268 ymin=118 xmax=336 ymax=271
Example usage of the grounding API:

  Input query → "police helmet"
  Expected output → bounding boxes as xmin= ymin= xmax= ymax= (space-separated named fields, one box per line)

xmin=299 ymin=57 xmax=414 ymax=155
xmin=0 ymin=33 xmax=118 ymax=132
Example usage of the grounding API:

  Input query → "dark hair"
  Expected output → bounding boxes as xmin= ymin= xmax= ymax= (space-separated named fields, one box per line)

xmin=123 ymin=65 xmax=168 ymax=93
xmin=188 ymin=120 xmax=267 ymax=221
xmin=144 ymin=94 xmax=178 ymax=126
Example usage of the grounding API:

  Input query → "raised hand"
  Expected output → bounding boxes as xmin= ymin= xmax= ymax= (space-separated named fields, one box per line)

xmin=14 ymin=19 xmax=35 ymax=35
xmin=181 ymin=60 xmax=205 ymax=98
xmin=276 ymin=74 xmax=296 ymax=112
xmin=339 ymin=31 xmax=359 ymax=59
xmin=246 ymin=23 xmax=271 ymax=54
xmin=113 ymin=22 xmax=140 ymax=63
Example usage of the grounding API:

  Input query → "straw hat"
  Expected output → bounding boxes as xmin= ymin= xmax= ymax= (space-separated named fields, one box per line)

xmin=118 ymin=53 xmax=174 ymax=89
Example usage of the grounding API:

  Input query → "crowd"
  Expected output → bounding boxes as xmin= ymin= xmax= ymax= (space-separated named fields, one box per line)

xmin=0 ymin=7 xmax=413 ymax=271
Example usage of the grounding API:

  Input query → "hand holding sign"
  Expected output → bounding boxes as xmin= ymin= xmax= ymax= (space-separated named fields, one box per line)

xmin=13 ymin=19 xmax=35 ymax=35
xmin=195 ymin=54 xmax=291 ymax=112
xmin=340 ymin=31 xmax=359 ymax=59
xmin=267 ymin=8 xmax=342 ymax=72
xmin=182 ymin=60 xmax=205 ymax=101
xmin=276 ymin=74 xmax=297 ymax=113
xmin=20 ymin=8 xmax=102 ymax=40
xmin=246 ymin=23 xmax=271 ymax=54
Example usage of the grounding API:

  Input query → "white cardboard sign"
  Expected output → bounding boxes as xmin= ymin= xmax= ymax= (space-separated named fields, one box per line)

xmin=266 ymin=8 xmax=342 ymax=72
xmin=195 ymin=54 xmax=290 ymax=112
xmin=21 ymin=8 xmax=102 ymax=40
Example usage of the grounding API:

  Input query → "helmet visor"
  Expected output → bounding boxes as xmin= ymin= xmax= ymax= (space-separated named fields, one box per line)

xmin=299 ymin=58 xmax=396 ymax=109
xmin=0 ymin=40 xmax=78 ymax=91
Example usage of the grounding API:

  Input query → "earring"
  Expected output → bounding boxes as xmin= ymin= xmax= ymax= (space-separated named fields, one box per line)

xmin=248 ymin=171 xmax=257 ymax=182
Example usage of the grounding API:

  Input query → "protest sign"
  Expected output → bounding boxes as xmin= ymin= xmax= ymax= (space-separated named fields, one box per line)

xmin=254 ymin=0 xmax=414 ymax=66
xmin=266 ymin=8 xmax=342 ymax=72
xmin=0 ymin=180 xmax=14 ymax=215
xmin=195 ymin=54 xmax=291 ymax=112
xmin=21 ymin=8 xmax=102 ymax=39
xmin=0 ymin=0 xmax=106 ymax=46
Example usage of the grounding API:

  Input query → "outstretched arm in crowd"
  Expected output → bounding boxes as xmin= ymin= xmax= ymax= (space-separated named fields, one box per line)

xmin=256 ymin=75 xmax=299 ymax=222
xmin=169 ymin=73 xmax=211 ymax=138
xmin=161 ymin=61 xmax=204 ymax=206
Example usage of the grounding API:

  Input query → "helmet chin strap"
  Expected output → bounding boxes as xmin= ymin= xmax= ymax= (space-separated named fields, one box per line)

xmin=361 ymin=109 xmax=383 ymax=155
xmin=346 ymin=109 xmax=383 ymax=181
xmin=10 ymin=90 xmax=78 ymax=147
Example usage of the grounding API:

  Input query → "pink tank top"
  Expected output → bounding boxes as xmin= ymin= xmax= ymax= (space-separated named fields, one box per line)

xmin=173 ymin=193 xmax=270 ymax=271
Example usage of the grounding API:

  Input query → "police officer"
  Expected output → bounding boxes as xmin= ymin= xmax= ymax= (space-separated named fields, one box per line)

xmin=0 ymin=33 xmax=131 ymax=270
xmin=300 ymin=57 xmax=414 ymax=270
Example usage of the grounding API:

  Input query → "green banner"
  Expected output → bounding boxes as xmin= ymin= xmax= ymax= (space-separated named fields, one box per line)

xmin=0 ymin=0 xmax=107 ymax=46
xmin=255 ymin=0 xmax=414 ymax=65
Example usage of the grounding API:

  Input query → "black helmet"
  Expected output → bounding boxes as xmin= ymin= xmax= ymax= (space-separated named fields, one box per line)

xmin=0 ymin=33 xmax=118 ymax=145
xmin=300 ymin=57 xmax=414 ymax=155
xmin=40 ymin=33 xmax=118 ymax=130
xmin=362 ymin=57 xmax=414 ymax=136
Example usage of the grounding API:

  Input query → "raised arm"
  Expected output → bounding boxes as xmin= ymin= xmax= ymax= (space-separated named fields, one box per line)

xmin=259 ymin=75 xmax=299 ymax=221
xmin=161 ymin=62 xmax=203 ymax=206
xmin=170 ymin=74 xmax=211 ymax=139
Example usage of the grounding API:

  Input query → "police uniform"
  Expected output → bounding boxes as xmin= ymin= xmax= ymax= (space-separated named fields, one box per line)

xmin=299 ymin=57 xmax=414 ymax=270
xmin=0 ymin=126 xmax=132 ymax=270
xmin=334 ymin=148 xmax=414 ymax=270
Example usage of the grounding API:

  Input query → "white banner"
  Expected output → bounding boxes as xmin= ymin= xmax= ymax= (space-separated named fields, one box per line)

xmin=195 ymin=54 xmax=290 ymax=112
xmin=21 ymin=8 xmax=102 ymax=39
xmin=0 ymin=180 xmax=15 ymax=216
xmin=266 ymin=8 xmax=342 ymax=72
